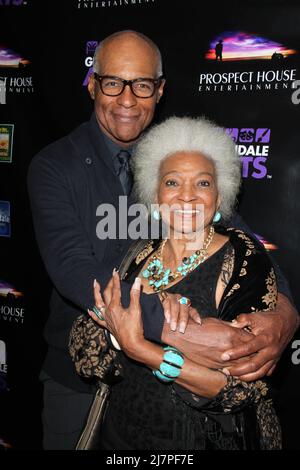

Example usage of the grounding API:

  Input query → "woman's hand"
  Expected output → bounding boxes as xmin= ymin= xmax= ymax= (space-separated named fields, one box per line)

xmin=158 ymin=291 xmax=201 ymax=333
xmin=88 ymin=271 xmax=145 ymax=356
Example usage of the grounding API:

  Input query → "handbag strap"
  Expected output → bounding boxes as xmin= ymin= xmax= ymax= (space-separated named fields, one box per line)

xmin=76 ymin=382 xmax=110 ymax=450
xmin=118 ymin=239 xmax=154 ymax=280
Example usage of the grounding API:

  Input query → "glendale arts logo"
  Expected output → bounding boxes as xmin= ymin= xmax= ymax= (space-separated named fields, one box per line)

xmin=0 ymin=281 xmax=25 ymax=325
xmin=83 ymin=40 xmax=98 ymax=86
xmin=77 ymin=0 xmax=155 ymax=8
xmin=199 ymin=31 xmax=298 ymax=93
xmin=226 ymin=127 xmax=272 ymax=179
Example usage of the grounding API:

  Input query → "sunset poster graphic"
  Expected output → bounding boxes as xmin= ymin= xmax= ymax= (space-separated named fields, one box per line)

xmin=205 ymin=31 xmax=297 ymax=61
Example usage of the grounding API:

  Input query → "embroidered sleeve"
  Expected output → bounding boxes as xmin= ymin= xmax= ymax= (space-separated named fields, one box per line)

xmin=173 ymin=376 xmax=271 ymax=415
xmin=219 ymin=245 xmax=235 ymax=290
xmin=68 ymin=314 xmax=122 ymax=381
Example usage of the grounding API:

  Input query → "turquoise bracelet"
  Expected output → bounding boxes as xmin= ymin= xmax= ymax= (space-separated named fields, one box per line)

xmin=153 ymin=346 xmax=185 ymax=383
xmin=152 ymin=370 xmax=174 ymax=383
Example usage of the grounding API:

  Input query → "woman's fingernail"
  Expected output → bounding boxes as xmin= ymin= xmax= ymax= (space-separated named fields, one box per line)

xmin=221 ymin=353 xmax=231 ymax=361
xmin=112 ymin=268 xmax=117 ymax=275
xmin=165 ymin=312 xmax=170 ymax=323
xmin=93 ymin=279 xmax=97 ymax=288
xmin=197 ymin=317 xmax=202 ymax=325
xmin=222 ymin=368 xmax=231 ymax=376
xmin=133 ymin=277 xmax=141 ymax=290
xmin=231 ymin=319 xmax=237 ymax=324
xmin=171 ymin=322 xmax=177 ymax=331
xmin=179 ymin=323 xmax=186 ymax=334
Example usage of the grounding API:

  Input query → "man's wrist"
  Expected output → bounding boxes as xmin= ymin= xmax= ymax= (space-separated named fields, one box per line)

xmin=277 ymin=293 xmax=299 ymax=324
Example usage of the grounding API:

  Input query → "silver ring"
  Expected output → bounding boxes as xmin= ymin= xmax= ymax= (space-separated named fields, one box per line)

xmin=92 ymin=305 xmax=106 ymax=321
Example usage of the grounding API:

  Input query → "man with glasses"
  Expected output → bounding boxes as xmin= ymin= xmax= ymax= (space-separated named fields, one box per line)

xmin=27 ymin=30 xmax=298 ymax=449
xmin=27 ymin=30 xmax=167 ymax=450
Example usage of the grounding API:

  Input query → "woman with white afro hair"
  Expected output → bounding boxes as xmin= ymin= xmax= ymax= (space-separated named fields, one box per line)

xmin=131 ymin=115 xmax=241 ymax=222
xmin=76 ymin=116 xmax=282 ymax=450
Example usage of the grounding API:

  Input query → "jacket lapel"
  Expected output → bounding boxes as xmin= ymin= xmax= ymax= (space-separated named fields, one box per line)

xmin=69 ymin=115 xmax=125 ymax=204
xmin=87 ymin=115 xmax=125 ymax=199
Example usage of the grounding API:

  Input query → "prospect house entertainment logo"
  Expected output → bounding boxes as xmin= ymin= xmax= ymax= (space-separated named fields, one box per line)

xmin=199 ymin=31 xmax=298 ymax=93
xmin=254 ymin=234 xmax=278 ymax=252
xmin=0 ymin=47 xmax=33 ymax=104
xmin=0 ymin=46 xmax=30 ymax=68
xmin=205 ymin=31 xmax=297 ymax=62
xmin=0 ymin=280 xmax=25 ymax=325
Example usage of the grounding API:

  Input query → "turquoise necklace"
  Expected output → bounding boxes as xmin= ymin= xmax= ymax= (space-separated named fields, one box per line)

xmin=142 ymin=226 xmax=215 ymax=292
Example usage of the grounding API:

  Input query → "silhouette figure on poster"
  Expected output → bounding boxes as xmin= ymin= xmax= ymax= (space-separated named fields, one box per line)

xmin=215 ymin=40 xmax=223 ymax=61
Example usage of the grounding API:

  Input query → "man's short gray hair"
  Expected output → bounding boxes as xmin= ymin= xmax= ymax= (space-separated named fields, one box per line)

xmin=131 ymin=116 xmax=241 ymax=221
xmin=93 ymin=30 xmax=163 ymax=77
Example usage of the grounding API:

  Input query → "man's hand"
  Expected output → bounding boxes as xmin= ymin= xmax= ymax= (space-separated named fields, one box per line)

xmin=162 ymin=316 xmax=255 ymax=370
xmin=222 ymin=294 xmax=300 ymax=381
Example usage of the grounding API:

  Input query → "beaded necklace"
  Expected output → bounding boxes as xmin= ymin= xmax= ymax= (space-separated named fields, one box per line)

xmin=142 ymin=226 xmax=215 ymax=292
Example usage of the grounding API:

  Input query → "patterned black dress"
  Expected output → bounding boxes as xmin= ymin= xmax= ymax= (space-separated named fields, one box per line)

xmin=96 ymin=229 xmax=281 ymax=450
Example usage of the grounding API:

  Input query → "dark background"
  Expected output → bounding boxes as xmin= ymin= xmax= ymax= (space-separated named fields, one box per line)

xmin=0 ymin=0 xmax=299 ymax=450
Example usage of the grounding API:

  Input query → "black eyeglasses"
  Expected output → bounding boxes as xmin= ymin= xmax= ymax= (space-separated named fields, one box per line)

xmin=94 ymin=73 xmax=164 ymax=98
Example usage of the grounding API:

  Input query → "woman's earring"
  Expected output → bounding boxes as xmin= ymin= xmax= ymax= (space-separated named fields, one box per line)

xmin=213 ymin=211 xmax=221 ymax=223
xmin=152 ymin=209 xmax=161 ymax=221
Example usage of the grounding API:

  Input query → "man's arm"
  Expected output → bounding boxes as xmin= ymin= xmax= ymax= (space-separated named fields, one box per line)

xmin=27 ymin=152 xmax=111 ymax=311
xmin=161 ymin=316 xmax=255 ymax=369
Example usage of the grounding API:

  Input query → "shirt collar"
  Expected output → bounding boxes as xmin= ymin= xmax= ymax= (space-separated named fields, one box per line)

xmin=90 ymin=112 xmax=133 ymax=172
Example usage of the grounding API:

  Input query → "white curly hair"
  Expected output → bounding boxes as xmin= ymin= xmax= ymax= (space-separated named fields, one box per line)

xmin=131 ymin=116 xmax=241 ymax=221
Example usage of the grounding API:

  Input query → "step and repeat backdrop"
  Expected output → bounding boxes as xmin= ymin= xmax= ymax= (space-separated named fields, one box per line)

xmin=0 ymin=0 xmax=300 ymax=449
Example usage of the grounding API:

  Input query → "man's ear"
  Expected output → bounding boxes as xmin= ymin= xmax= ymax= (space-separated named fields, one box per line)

xmin=156 ymin=79 xmax=166 ymax=103
xmin=87 ymin=74 xmax=96 ymax=100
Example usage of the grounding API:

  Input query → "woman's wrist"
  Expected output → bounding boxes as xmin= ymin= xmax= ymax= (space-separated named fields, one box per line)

xmin=176 ymin=359 xmax=228 ymax=398
xmin=123 ymin=336 xmax=151 ymax=361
